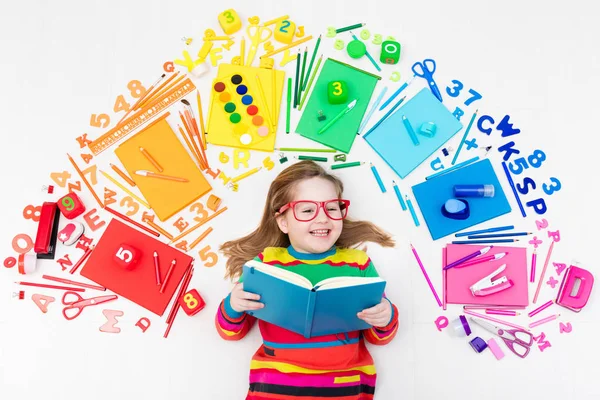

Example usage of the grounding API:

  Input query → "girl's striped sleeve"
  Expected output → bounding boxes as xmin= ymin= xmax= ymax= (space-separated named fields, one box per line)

xmin=215 ymin=293 xmax=256 ymax=341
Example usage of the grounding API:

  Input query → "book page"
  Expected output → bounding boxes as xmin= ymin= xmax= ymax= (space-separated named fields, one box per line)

xmin=245 ymin=260 xmax=312 ymax=289
xmin=316 ymin=276 xmax=384 ymax=290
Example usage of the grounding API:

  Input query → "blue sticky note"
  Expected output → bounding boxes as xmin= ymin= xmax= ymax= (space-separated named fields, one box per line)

xmin=363 ymin=88 xmax=463 ymax=178
xmin=412 ymin=159 xmax=512 ymax=240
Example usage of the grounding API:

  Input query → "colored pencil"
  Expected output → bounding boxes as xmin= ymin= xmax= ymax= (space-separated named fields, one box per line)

xmin=370 ymin=163 xmax=386 ymax=193
xmin=486 ymin=309 xmax=519 ymax=316
xmin=392 ymin=181 xmax=407 ymax=211
xmin=67 ymin=153 xmax=103 ymax=208
xmin=451 ymin=109 xmax=478 ymax=165
xmin=196 ymin=90 xmax=207 ymax=142
xmin=180 ymin=111 xmax=206 ymax=169
xmin=231 ymin=167 xmax=262 ymax=183
xmin=299 ymin=55 xmax=323 ymax=111
xmin=455 ymin=225 xmax=515 ymax=237
xmin=302 ymin=35 xmax=321 ymax=90
xmin=465 ymin=310 xmax=528 ymax=331
xmin=15 ymin=281 xmax=85 ymax=292
xmin=276 ymin=147 xmax=336 ymax=153
xmin=100 ymin=170 xmax=151 ymax=209
xmin=143 ymin=219 xmax=173 ymax=241
xmin=529 ymin=314 xmax=560 ymax=329
xmin=117 ymin=73 xmax=166 ymax=124
xmin=272 ymin=66 xmax=277 ymax=128
xmin=261 ymin=35 xmax=313 ymax=58
xmin=42 ymin=275 xmax=105 ymax=291
xmin=139 ymin=73 xmax=183 ymax=110
xmin=350 ymin=31 xmax=381 ymax=71
xmin=188 ymin=227 xmax=213 ymax=251
xmin=402 ymin=115 xmax=419 ymax=146
xmin=69 ymin=246 xmax=94 ymax=275
xmin=255 ymin=75 xmax=274 ymax=131
xmin=154 ymin=251 xmax=161 ymax=286
xmin=442 ymin=246 xmax=447 ymax=310
xmin=159 ymin=259 xmax=176 ymax=294
xmin=528 ymin=300 xmax=553 ymax=318
xmin=298 ymin=155 xmax=327 ymax=162
xmin=362 ymin=96 xmax=407 ymax=138
xmin=530 ymin=249 xmax=537 ymax=283
xmin=425 ymin=156 xmax=480 ymax=180
xmin=331 ymin=161 xmax=364 ymax=170
xmin=164 ymin=265 xmax=194 ymax=338
xmin=135 ymin=170 xmax=188 ymax=183
xmin=170 ymin=206 xmax=228 ymax=243
xmin=454 ymin=252 xmax=508 ymax=268
xmin=240 ymin=37 xmax=245 ymax=67
xmin=139 ymin=147 xmax=163 ymax=172
xmin=452 ymin=239 xmax=519 ymax=244
xmin=261 ymin=15 xmax=289 ymax=27
xmin=410 ymin=244 xmax=442 ymax=307
xmin=359 ymin=86 xmax=387 ymax=133
xmin=336 ymin=23 xmax=365 ymax=34
xmin=406 ymin=196 xmax=420 ymax=227
xmin=178 ymin=125 xmax=204 ymax=168
xmin=298 ymin=47 xmax=307 ymax=102
xmin=533 ymin=241 xmax=555 ymax=304
xmin=104 ymin=206 xmax=161 ymax=237
xmin=166 ymin=261 xmax=194 ymax=325
xmin=109 ymin=163 xmax=136 ymax=187
xmin=293 ymin=49 xmax=301 ymax=108
xmin=467 ymin=232 xmax=531 ymax=239
xmin=136 ymin=72 xmax=179 ymax=111
xmin=379 ymin=77 xmax=413 ymax=111
xmin=444 ymin=246 xmax=493 ymax=270
xmin=501 ymin=161 xmax=527 ymax=217
xmin=286 ymin=78 xmax=292 ymax=133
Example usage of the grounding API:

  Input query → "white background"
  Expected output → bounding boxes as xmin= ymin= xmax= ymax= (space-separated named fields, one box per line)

xmin=1 ymin=1 xmax=599 ymax=399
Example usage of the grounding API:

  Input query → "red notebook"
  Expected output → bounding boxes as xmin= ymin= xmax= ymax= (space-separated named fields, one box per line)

xmin=81 ymin=219 xmax=192 ymax=316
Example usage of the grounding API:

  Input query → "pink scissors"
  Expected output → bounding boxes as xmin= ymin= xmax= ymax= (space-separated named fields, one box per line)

xmin=469 ymin=317 xmax=534 ymax=358
xmin=62 ymin=291 xmax=117 ymax=320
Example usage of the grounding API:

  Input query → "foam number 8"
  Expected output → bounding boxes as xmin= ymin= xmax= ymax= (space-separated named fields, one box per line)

xmin=183 ymin=293 xmax=199 ymax=309
xmin=528 ymin=150 xmax=546 ymax=168
xmin=23 ymin=205 xmax=42 ymax=222
xmin=542 ymin=177 xmax=562 ymax=196
xmin=446 ymin=80 xmax=464 ymax=97
xmin=61 ymin=196 xmax=75 ymax=211
xmin=127 ymin=80 xmax=146 ymax=99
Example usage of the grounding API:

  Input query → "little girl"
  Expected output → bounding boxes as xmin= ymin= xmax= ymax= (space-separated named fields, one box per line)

xmin=216 ymin=160 xmax=398 ymax=399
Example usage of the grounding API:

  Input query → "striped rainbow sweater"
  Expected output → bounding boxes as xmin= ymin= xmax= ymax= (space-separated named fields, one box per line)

xmin=215 ymin=246 xmax=399 ymax=399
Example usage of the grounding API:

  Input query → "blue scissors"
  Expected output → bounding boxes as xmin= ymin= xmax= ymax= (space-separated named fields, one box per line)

xmin=469 ymin=317 xmax=534 ymax=358
xmin=62 ymin=291 xmax=117 ymax=321
xmin=411 ymin=59 xmax=443 ymax=102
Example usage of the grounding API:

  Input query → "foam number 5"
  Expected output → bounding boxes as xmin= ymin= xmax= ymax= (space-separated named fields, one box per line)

xmin=198 ymin=245 xmax=218 ymax=267
xmin=542 ymin=177 xmax=562 ymax=196
xmin=183 ymin=293 xmax=199 ymax=309
xmin=508 ymin=157 xmax=529 ymax=175
xmin=127 ymin=80 xmax=146 ymax=98
xmin=23 ymin=205 xmax=42 ymax=222
xmin=190 ymin=202 xmax=209 ymax=222
xmin=332 ymin=82 xmax=343 ymax=96
xmin=116 ymin=247 xmax=133 ymax=263
xmin=90 ymin=113 xmax=110 ymax=128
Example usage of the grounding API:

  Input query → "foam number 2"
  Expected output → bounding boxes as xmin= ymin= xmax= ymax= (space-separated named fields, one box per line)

xmin=198 ymin=245 xmax=218 ymax=267
xmin=127 ymin=80 xmax=146 ymax=98
xmin=183 ymin=293 xmax=199 ymax=309
xmin=23 ymin=205 xmax=42 ymax=222
xmin=279 ymin=20 xmax=290 ymax=33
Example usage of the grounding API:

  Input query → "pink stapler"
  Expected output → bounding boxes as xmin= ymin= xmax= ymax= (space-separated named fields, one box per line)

xmin=470 ymin=264 xmax=514 ymax=297
xmin=556 ymin=265 xmax=594 ymax=312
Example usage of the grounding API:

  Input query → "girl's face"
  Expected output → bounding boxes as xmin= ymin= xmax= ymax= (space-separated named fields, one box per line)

xmin=276 ymin=177 xmax=344 ymax=254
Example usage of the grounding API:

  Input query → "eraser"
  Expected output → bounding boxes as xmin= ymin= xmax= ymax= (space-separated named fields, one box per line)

xmin=487 ymin=338 xmax=505 ymax=360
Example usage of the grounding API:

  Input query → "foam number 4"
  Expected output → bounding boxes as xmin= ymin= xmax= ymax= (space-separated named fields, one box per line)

xmin=183 ymin=293 xmax=199 ymax=309
xmin=198 ymin=245 xmax=218 ymax=267
xmin=116 ymin=247 xmax=133 ymax=263
xmin=127 ymin=80 xmax=146 ymax=98
xmin=23 ymin=205 xmax=42 ymax=222
xmin=90 ymin=114 xmax=110 ymax=128
xmin=113 ymin=95 xmax=131 ymax=113
xmin=50 ymin=171 xmax=72 ymax=188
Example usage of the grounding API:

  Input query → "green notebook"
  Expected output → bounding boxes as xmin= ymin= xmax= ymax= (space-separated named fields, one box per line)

xmin=295 ymin=58 xmax=380 ymax=153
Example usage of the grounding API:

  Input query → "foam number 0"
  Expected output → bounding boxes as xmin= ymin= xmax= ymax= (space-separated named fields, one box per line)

xmin=542 ymin=177 xmax=562 ymax=196
xmin=190 ymin=202 xmax=209 ymax=222
xmin=279 ymin=20 xmax=291 ymax=33
xmin=332 ymin=82 xmax=343 ymax=96
xmin=115 ymin=247 xmax=133 ymax=263
xmin=183 ymin=293 xmax=199 ymax=309
xmin=22 ymin=205 xmax=42 ymax=222
xmin=113 ymin=95 xmax=131 ymax=113
xmin=198 ymin=245 xmax=218 ymax=267
xmin=446 ymin=80 xmax=464 ymax=97
xmin=127 ymin=80 xmax=146 ymax=98
xmin=119 ymin=196 xmax=139 ymax=216
xmin=90 ymin=114 xmax=110 ymax=128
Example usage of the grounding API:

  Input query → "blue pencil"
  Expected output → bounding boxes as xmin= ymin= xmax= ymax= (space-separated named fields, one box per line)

xmin=406 ymin=195 xmax=420 ymax=227
xmin=452 ymin=239 xmax=519 ymax=245
xmin=350 ymin=31 xmax=381 ymax=72
xmin=362 ymin=96 xmax=406 ymax=139
xmin=425 ymin=156 xmax=480 ymax=180
xmin=468 ymin=232 xmax=532 ymax=239
xmin=451 ymin=109 xmax=478 ymax=165
xmin=392 ymin=181 xmax=407 ymax=211
xmin=359 ymin=86 xmax=388 ymax=133
xmin=370 ymin=163 xmax=386 ymax=193
xmin=455 ymin=225 xmax=515 ymax=237
xmin=501 ymin=161 xmax=527 ymax=217
xmin=379 ymin=76 xmax=414 ymax=111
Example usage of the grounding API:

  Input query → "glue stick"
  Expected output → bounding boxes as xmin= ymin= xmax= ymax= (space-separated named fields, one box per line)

xmin=454 ymin=184 xmax=495 ymax=198
xmin=448 ymin=315 xmax=472 ymax=337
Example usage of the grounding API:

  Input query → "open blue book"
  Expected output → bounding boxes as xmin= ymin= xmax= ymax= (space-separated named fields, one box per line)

xmin=242 ymin=260 xmax=386 ymax=338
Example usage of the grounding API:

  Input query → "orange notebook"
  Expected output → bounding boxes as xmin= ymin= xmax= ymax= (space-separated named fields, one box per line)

xmin=115 ymin=112 xmax=211 ymax=221
xmin=81 ymin=219 xmax=193 ymax=316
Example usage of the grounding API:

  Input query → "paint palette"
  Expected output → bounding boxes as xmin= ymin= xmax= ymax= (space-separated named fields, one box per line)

xmin=207 ymin=63 xmax=284 ymax=152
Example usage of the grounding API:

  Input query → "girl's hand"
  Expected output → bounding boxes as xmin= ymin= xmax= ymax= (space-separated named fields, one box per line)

xmin=357 ymin=298 xmax=392 ymax=328
xmin=230 ymin=282 xmax=264 ymax=313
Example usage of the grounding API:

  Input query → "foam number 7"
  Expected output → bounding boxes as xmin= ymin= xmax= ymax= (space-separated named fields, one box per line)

xmin=90 ymin=113 xmax=110 ymax=128
xmin=198 ymin=245 xmax=218 ymax=267
xmin=445 ymin=80 xmax=482 ymax=105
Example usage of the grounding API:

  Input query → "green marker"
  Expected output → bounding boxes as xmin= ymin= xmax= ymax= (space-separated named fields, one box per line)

xmin=298 ymin=155 xmax=327 ymax=162
xmin=331 ymin=161 xmax=364 ymax=170
xmin=286 ymin=78 xmax=292 ymax=133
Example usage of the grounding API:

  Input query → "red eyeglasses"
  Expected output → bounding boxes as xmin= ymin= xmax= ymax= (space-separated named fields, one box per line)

xmin=277 ymin=199 xmax=350 ymax=222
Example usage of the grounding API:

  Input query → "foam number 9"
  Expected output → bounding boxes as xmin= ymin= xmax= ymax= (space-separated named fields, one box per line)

xmin=198 ymin=245 xmax=218 ymax=267
xmin=542 ymin=177 xmax=562 ymax=196
xmin=183 ymin=293 xmax=198 ymax=309
xmin=116 ymin=247 xmax=133 ymax=263
xmin=61 ymin=196 xmax=75 ymax=211
xmin=446 ymin=80 xmax=464 ymax=97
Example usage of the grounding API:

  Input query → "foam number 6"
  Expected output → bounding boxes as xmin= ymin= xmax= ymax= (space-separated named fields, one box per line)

xmin=446 ymin=80 xmax=464 ymax=97
xmin=332 ymin=82 xmax=343 ymax=96
xmin=61 ymin=196 xmax=75 ymax=211
xmin=198 ymin=245 xmax=218 ymax=267
xmin=127 ymin=80 xmax=146 ymax=99
xmin=90 ymin=113 xmax=110 ymax=128
xmin=183 ymin=293 xmax=199 ymax=309
xmin=23 ymin=205 xmax=42 ymax=222
xmin=116 ymin=247 xmax=133 ymax=263
xmin=542 ymin=177 xmax=562 ymax=196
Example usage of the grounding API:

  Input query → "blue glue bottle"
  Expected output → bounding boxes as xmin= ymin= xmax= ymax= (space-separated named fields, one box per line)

xmin=454 ymin=184 xmax=495 ymax=198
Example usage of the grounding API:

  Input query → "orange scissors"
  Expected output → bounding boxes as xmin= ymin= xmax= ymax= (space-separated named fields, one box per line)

xmin=62 ymin=291 xmax=117 ymax=320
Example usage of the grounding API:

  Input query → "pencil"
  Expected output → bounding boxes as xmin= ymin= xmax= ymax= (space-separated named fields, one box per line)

xmin=336 ymin=23 xmax=365 ymax=33
xmin=425 ymin=156 xmax=480 ymax=180
xmin=139 ymin=147 xmax=163 ymax=172
xmin=533 ymin=241 xmax=555 ymax=304
xmin=67 ymin=153 xmax=103 ymax=208
xmin=272 ymin=66 xmax=277 ymax=128
xmin=486 ymin=309 xmax=519 ymax=316
xmin=302 ymin=35 xmax=321 ymax=90
xmin=143 ymin=219 xmax=174 ymax=241
xmin=528 ymin=300 xmax=553 ymax=317
xmin=501 ymin=161 xmax=527 ymax=217
xmin=260 ymin=35 xmax=313 ymax=58
xmin=298 ymin=155 xmax=327 ymax=162
xmin=276 ymin=147 xmax=336 ymax=153
xmin=154 ymin=251 xmax=161 ymax=286
xmin=410 ymin=244 xmax=442 ymax=307
xmin=164 ymin=265 xmax=194 ymax=338
xmin=135 ymin=170 xmax=188 ymax=182
xmin=370 ymin=163 xmax=386 ymax=193
xmin=231 ymin=167 xmax=262 ymax=183
xmin=196 ymin=90 xmax=206 ymax=142
xmin=298 ymin=47 xmax=308 ymax=103
xmin=69 ymin=245 xmax=94 ymax=274
xmin=255 ymin=75 xmax=274 ymax=131
xmin=465 ymin=310 xmax=528 ymax=331
xmin=15 ymin=281 xmax=85 ymax=292
xmin=331 ymin=161 xmax=364 ymax=170
xmin=406 ymin=196 xmax=420 ymax=227
xmin=179 ymin=112 xmax=206 ymax=169
xmin=109 ymin=163 xmax=136 ymax=187
xmin=298 ymin=54 xmax=323 ymax=110
xmin=184 ymin=109 xmax=208 ymax=168
xmin=455 ymin=225 xmax=515 ymax=237
xmin=452 ymin=239 xmax=519 ymax=244
xmin=286 ymin=78 xmax=292 ymax=133
xmin=104 ymin=206 xmax=160 ymax=237
xmin=350 ymin=31 xmax=381 ymax=72
xmin=170 ymin=206 xmax=228 ymax=243
xmin=140 ymin=73 xmax=184 ymax=110
xmin=42 ymin=275 xmax=105 ymax=291
xmin=467 ymin=232 xmax=532 ymax=239
xmin=442 ymin=247 xmax=447 ymax=310
xmin=118 ymin=74 xmax=166 ymax=124
xmin=392 ymin=181 xmax=407 ymax=211
xmin=359 ymin=86 xmax=388 ymax=133
xmin=178 ymin=125 xmax=203 ymax=168
xmin=100 ymin=170 xmax=151 ymax=209
xmin=293 ymin=49 xmax=301 ymax=108
xmin=529 ymin=314 xmax=560 ymax=329
xmin=136 ymin=72 xmax=181 ymax=111
xmin=451 ymin=109 xmax=478 ymax=165
xmin=240 ymin=37 xmax=245 ymax=66
xmin=188 ymin=227 xmax=213 ymax=250
xmin=530 ymin=249 xmax=537 ymax=283
xmin=159 ymin=259 xmax=176 ymax=294
xmin=379 ymin=77 xmax=413 ymax=111
xmin=362 ymin=96 xmax=406 ymax=138
xmin=166 ymin=261 xmax=194 ymax=324
xmin=261 ymin=15 xmax=290 ymax=26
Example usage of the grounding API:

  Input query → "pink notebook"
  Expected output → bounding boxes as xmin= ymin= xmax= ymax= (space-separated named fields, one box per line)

xmin=445 ymin=244 xmax=529 ymax=307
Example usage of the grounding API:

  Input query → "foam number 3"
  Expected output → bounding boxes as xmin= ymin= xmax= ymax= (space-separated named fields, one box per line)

xmin=542 ymin=177 xmax=562 ymax=196
xmin=190 ymin=202 xmax=209 ymax=222
xmin=198 ymin=245 xmax=218 ymax=267
xmin=23 ymin=205 xmax=42 ymax=222
xmin=127 ymin=80 xmax=146 ymax=98
xmin=183 ymin=293 xmax=199 ymax=309
xmin=90 ymin=114 xmax=110 ymax=128
xmin=332 ymin=82 xmax=343 ymax=96
xmin=446 ymin=80 xmax=464 ymax=97
xmin=372 ymin=34 xmax=382 ymax=45
xmin=223 ymin=10 xmax=234 ymax=23
xmin=119 ymin=196 xmax=139 ymax=216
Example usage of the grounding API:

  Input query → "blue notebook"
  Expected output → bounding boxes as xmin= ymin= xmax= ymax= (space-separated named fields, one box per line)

xmin=412 ymin=159 xmax=512 ymax=240
xmin=363 ymin=88 xmax=463 ymax=178
xmin=242 ymin=261 xmax=386 ymax=338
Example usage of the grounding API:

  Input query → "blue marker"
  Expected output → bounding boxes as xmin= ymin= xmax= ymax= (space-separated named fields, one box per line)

xmin=379 ymin=76 xmax=414 ymax=111
xmin=402 ymin=115 xmax=419 ymax=146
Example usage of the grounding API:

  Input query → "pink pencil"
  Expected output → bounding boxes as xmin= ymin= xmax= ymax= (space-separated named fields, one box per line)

xmin=464 ymin=310 xmax=528 ymax=331
xmin=411 ymin=244 xmax=441 ymax=307
xmin=529 ymin=314 xmax=560 ymax=328
xmin=485 ymin=309 xmax=519 ymax=316
xmin=533 ymin=241 xmax=555 ymax=304
xmin=530 ymin=249 xmax=537 ymax=283
xmin=442 ymin=247 xmax=447 ymax=310
xmin=528 ymin=300 xmax=553 ymax=317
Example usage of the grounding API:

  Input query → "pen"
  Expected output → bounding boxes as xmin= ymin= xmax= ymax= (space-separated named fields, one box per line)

xmin=318 ymin=99 xmax=357 ymax=134
xmin=444 ymin=246 xmax=493 ymax=270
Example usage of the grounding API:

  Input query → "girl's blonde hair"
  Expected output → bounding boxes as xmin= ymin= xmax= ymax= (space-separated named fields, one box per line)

xmin=220 ymin=160 xmax=395 ymax=279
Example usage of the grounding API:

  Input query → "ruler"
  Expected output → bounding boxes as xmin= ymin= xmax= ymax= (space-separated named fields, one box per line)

xmin=89 ymin=78 xmax=196 ymax=155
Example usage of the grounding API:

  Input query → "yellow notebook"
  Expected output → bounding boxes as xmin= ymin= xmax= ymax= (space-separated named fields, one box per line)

xmin=115 ymin=113 xmax=211 ymax=221
xmin=206 ymin=63 xmax=284 ymax=152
